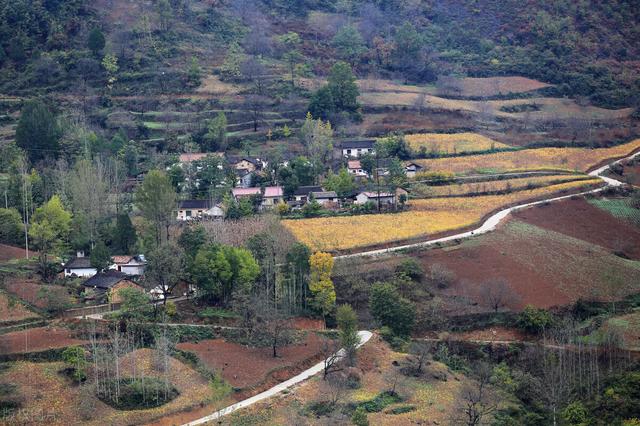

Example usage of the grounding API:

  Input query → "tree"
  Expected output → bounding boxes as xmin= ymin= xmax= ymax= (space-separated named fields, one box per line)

xmin=205 ymin=112 xmax=228 ymax=151
xmin=118 ymin=287 xmax=153 ymax=320
xmin=90 ymin=240 xmax=111 ymax=273
xmin=395 ymin=259 xmax=423 ymax=282
xmin=178 ymin=225 xmax=207 ymax=259
xmin=309 ymin=252 xmax=336 ymax=321
xmin=455 ymin=362 xmax=497 ymax=426
xmin=332 ymin=24 xmax=366 ymax=66
xmin=336 ymin=304 xmax=359 ymax=365
xmin=308 ymin=85 xmax=335 ymax=121
xmin=327 ymin=61 xmax=360 ymax=114
xmin=187 ymin=56 xmax=201 ymax=86
xmin=0 ymin=208 xmax=23 ymax=245
xmin=369 ymin=282 xmax=415 ymax=337
xmin=112 ymin=214 xmax=137 ymax=254
xmin=518 ymin=305 xmax=554 ymax=334
xmin=15 ymin=100 xmax=61 ymax=163
xmin=135 ymin=170 xmax=177 ymax=246
xmin=145 ymin=242 xmax=184 ymax=306
xmin=299 ymin=114 xmax=333 ymax=178
xmin=254 ymin=300 xmax=292 ymax=358
xmin=88 ymin=28 xmax=106 ymax=57
xmin=481 ymin=278 xmax=520 ymax=312
xmin=324 ymin=168 xmax=356 ymax=201
xmin=62 ymin=346 xmax=88 ymax=384
xmin=29 ymin=195 xmax=72 ymax=281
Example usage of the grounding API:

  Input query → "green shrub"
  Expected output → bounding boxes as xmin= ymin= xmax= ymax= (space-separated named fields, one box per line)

xmin=387 ymin=405 xmax=416 ymax=415
xmin=351 ymin=406 xmax=369 ymax=425
xmin=517 ymin=305 xmax=554 ymax=334
xmin=306 ymin=400 xmax=335 ymax=417
xmin=359 ymin=391 xmax=402 ymax=413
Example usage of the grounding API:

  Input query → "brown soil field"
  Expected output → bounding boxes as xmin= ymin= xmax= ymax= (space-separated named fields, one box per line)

xmin=454 ymin=76 xmax=551 ymax=97
xmin=3 ymin=278 xmax=74 ymax=309
xmin=0 ymin=243 xmax=34 ymax=262
xmin=0 ymin=292 xmax=39 ymax=324
xmin=414 ymin=212 xmax=640 ymax=310
xmin=449 ymin=326 xmax=533 ymax=342
xmin=176 ymin=332 xmax=327 ymax=389
xmin=0 ymin=326 xmax=89 ymax=354
xmin=512 ymin=197 xmax=640 ymax=260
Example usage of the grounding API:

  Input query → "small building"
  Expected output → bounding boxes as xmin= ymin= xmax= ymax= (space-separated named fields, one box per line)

xmin=355 ymin=191 xmax=396 ymax=205
xmin=226 ymin=156 xmax=262 ymax=173
xmin=177 ymin=200 xmax=224 ymax=221
xmin=347 ymin=160 xmax=368 ymax=177
xmin=310 ymin=191 xmax=338 ymax=206
xmin=405 ymin=162 xmax=424 ymax=178
xmin=236 ymin=169 xmax=254 ymax=188
xmin=110 ymin=255 xmax=147 ymax=276
xmin=232 ymin=186 xmax=284 ymax=208
xmin=64 ymin=251 xmax=97 ymax=278
xmin=293 ymin=185 xmax=323 ymax=202
xmin=82 ymin=271 xmax=142 ymax=304
xmin=341 ymin=140 xmax=375 ymax=158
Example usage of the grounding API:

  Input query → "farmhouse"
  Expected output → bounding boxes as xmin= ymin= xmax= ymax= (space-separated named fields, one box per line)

xmin=347 ymin=160 xmax=368 ymax=177
xmin=63 ymin=251 xmax=97 ymax=277
xmin=82 ymin=271 xmax=142 ymax=304
xmin=293 ymin=185 xmax=323 ymax=202
xmin=310 ymin=191 xmax=338 ymax=206
xmin=110 ymin=255 xmax=147 ymax=276
xmin=236 ymin=169 xmax=254 ymax=188
xmin=355 ymin=191 xmax=396 ymax=205
xmin=231 ymin=186 xmax=284 ymax=207
xmin=227 ymin=156 xmax=263 ymax=173
xmin=405 ymin=162 xmax=424 ymax=178
xmin=341 ymin=140 xmax=375 ymax=158
xmin=177 ymin=199 xmax=224 ymax=220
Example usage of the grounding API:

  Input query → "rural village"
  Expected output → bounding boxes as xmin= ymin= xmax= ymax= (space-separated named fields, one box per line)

xmin=0 ymin=1 xmax=639 ymax=425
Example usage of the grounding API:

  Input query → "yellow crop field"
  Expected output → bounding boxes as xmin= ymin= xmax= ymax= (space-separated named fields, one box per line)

xmin=405 ymin=133 xmax=510 ymax=154
xmin=414 ymin=139 xmax=640 ymax=175
xmin=282 ymin=179 xmax=602 ymax=252
xmin=426 ymin=174 xmax=590 ymax=197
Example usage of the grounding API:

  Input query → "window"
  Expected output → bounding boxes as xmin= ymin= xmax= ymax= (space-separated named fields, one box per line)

xmin=346 ymin=149 xmax=352 ymax=154
xmin=186 ymin=210 xmax=192 ymax=217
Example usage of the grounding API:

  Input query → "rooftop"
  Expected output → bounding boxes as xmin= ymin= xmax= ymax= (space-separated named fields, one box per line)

xmin=347 ymin=160 xmax=362 ymax=169
xmin=82 ymin=271 xmax=132 ymax=289
xmin=179 ymin=199 xmax=212 ymax=209
xmin=360 ymin=191 xmax=395 ymax=198
xmin=311 ymin=191 xmax=337 ymax=199
xmin=294 ymin=185 xmax=323 ymax=196
xmin=341 ymin=140 xmax=375 ymax=149
xmin=65 ymin=257 xmax=92 ymax=269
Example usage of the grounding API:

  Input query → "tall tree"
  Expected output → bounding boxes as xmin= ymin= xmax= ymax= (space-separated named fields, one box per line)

xmin=205 ymin=112 xmax=228 ymax=151
xmin=324 ymin=168 xmax=356 ymax=201
xmin=29 ymin=195 xmax=72 ymax=281
xmin=332 ymin=24 xmax=366 ymax=66
xmin=112 ymin=213 xmax=137 ymax=254
xmin=336 ymin=304 xmax=359 ymax=365
xmin=369 ymin=282 xmax=415 ymax=337
xmin=299 ymin=114 xmax=333 ymax=179
xmin=135 ymin=170 xmax=177 ymax=246
xmin=309 ymin=251 xmax=336 ymax=322
xmin=15 ymin=100 xmax=61 ymax=164
xmin=145 ymin=242 xmax=184 ymax=306
xmin=88 ymin=28 xmax=106 ymax=57
xmin=90 ymin=240 xmax=111 ymax=272
xmin=327 ymin=61 xmax=360 ymax=114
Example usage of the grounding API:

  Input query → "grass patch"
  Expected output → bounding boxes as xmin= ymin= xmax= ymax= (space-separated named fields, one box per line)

xmin=386 ymin=404 xmax=416 ymax=414
xmin=198 ymin=307 xmax=240 ymax=320
xmin=358 ymin=390 xmax=402 ymax=413
xmin=97 ymin=377 xmax=179 ymax=410
xmin=588 ymin=198 xmax=640 ymax=225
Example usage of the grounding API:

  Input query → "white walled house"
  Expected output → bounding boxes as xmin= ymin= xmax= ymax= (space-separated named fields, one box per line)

xmin=110 ymin=255 xmax=147 ymax=276
xmin=341 ymin=140 xmax=375 ymax=158
xmin=310 ymin=191 xmax=338 ymax=206
xmin=64 ymin=251 xmax=97 ymax=277
xmin=355 ymin=191 xmax=396 ymax=205
xmin=232 ymin=186 xmax=284 ymax=208
xmin=293 ymin=185 xmax=323 ymax=203
xmin=347 ymin=160 xmax=368 ymax=177
xmin=177 ymin=200 xmax=224 ymax=220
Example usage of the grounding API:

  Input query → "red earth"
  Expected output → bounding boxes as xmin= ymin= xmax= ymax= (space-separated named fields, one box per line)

xmin=3 ymin=278 xmax=73 ymax=310
xmin=0 ymin=244 xmax=34 ymax=262
xmin=512 ymin=197 xmax=640 ymax=259
xmin=176 ymin=332 xmax=327 ymax=390
xmin=0 ymin=326 xmax=89 ymax=354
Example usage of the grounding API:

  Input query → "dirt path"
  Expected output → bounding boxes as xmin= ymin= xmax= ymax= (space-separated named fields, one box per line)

xmin=336 ymin=151 xmax=640 ymax=260
xmin=180 ymin=331 xmax=373 ymax=426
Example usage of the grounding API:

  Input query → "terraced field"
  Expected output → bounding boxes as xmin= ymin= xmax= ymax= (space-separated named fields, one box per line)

xmin=405 ymin=132 xmax=510 ymax=154
xmin=283 ymin=179 xmax=602 ymax=252
xmin=414 ymin=139 xmax=640 ymax=175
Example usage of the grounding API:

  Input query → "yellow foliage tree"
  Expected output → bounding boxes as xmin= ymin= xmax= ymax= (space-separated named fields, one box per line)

xmin=309 ymin=252 xmax=336 ymax=321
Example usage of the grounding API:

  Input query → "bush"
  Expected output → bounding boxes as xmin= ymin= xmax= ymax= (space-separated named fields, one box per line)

xmin=395 ymin=259 xmax=424 ymax=282
xmin=387 ymin=405 xmax=416 ymax=415
xmin=97 ymin=378 xmax=179 ymax=410
xmin=0 ymin=208 xmax=23 ymax=245
xmin=517 ymin=305 xmax=554 ymax=334
xmin=351 ymin=406 xmax=369 ymax=425
xmin=359 ymin=391 xmax=402 ymax=413
xmin=306 ymin=400 xmax=335 ymax=417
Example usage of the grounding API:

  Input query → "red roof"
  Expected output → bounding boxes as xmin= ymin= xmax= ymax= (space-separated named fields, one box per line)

xmin=348 ymin=160 xmax=362 ymax=169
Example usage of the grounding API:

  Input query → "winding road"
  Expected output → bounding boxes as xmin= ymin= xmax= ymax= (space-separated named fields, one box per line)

xmin=182 ymin=331 xmax=373 ymax=426
xmin=176 ymin=151 xmax=640 ymax=425
xmin=335 ymin=151 xmax=640 ymax=260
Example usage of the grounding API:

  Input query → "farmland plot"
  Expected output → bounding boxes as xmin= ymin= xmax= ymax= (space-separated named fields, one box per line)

xmin=405 ymin=132 xmax=510 ymax=154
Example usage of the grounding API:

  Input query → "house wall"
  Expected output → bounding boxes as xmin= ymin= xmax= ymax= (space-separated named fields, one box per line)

xmin=65 ymin=267 xmax=97 ymax=278
xmin=343 ymin=147 xmax=373 ymax=158
xmin=109 ymin=281 xmax=143 ymax=304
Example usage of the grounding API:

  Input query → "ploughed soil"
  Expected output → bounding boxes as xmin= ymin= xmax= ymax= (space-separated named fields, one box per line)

xmin=0 ymin=244 xmax=35 ymax=262
xmin=450 ymin=326 xmax=533 ymax=342
xmin=621 ymin=162 xmax=640 ymax=186
xmin=0 ymin=326 xmax=89 ymax=354
xmin=3 ymin=277 xmax=74 ymax=309
xmin=512 ymin=197 xmax=640 ymax=260
xmin=0 ymin=292 xmax=39 ymax=324
xmin=176 ymin=332 xmax=327 ymax=390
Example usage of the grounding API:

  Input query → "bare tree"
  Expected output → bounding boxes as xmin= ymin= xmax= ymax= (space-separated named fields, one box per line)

xmin=455 ymin=362 xmax=497 ymax=426
xmin=254 ymin=300 xmax=292 ymax=358
xmin=480 ymin=278 xmax=520 ymax=312
xmin=322 ymin=339 xmax=344 ymax=379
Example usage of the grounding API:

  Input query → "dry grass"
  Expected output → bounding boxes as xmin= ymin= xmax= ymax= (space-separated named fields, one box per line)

xmin=283 ymin=179 xmax=601 ymax=251
xmin=0 ymin=291 xmax=39 ymax=324
xmin=196 ymin=75 xmax=241 ymax=95
xmin=426 ymin=174 xmax=591 ymax=197
xmin=415 ymin=139 xmax=640 ymax=175
xmin=455 ymin=76 xmax=551 ymax=97
xmin=0 ymin=349 xmax=223 ymax=426
xmin=405 ymin=132 xmax=510 ymax=154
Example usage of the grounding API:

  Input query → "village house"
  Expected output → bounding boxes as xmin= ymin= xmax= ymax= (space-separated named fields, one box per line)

xmin=405 ymin=162 xmax=424 ymax=178
xmin=292 ymin=185 xmax=323 ymax=203
xmin=231 ymin=186 xmax=284 ymax=208
xmin=236 ymin=169 xmax=254 ymax=188
xmin=63 ymin=251 xmax=96 ymax=278
xmin=355 ymin=191 xmax=396 ymax=205
xmin=82 ymin=271 xmax=142 ymax=304
xmin=110 ymin=255 xmax=147 ymax=276
xmin=177 ymin=199 xmax=224 ymax=221
xmin=226 ymin=156 xmax=263 ymax=173
xmin=347 ymin=160 xmax=368 ymax=177
xmin=341 ymin=140 xmax=376 ymax=158
xmin=310 ymin=191 xmax=338 ymax=206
